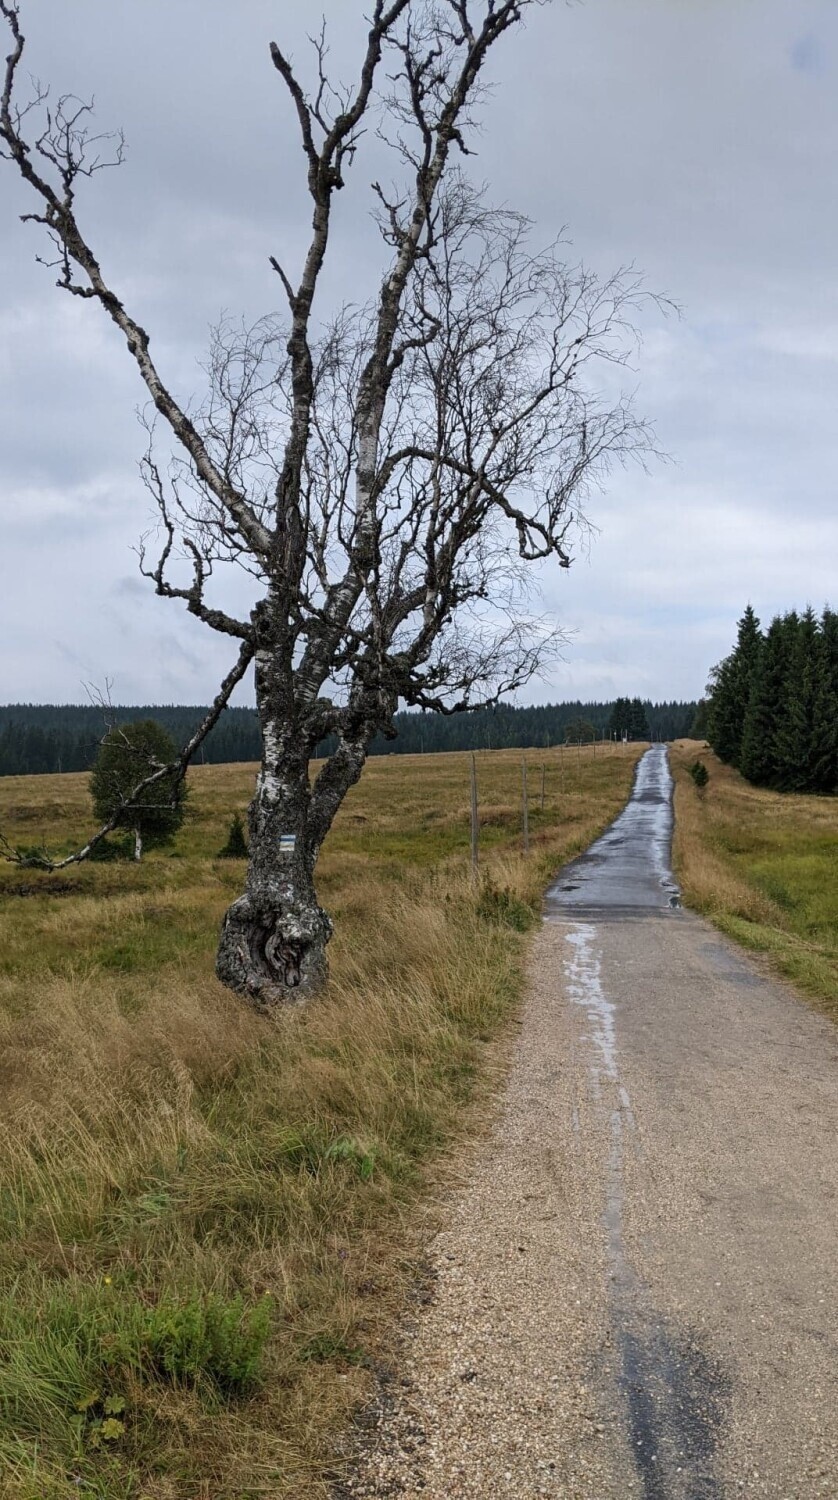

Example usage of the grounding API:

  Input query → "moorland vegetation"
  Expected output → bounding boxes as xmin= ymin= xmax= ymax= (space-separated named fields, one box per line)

xmin=0 ymin=742 xmax=641 ymax=1500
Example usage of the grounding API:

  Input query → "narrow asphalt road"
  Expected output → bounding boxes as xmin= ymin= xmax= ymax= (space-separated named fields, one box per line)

xmin=342 ymin=747 xmax=838 ymax=1499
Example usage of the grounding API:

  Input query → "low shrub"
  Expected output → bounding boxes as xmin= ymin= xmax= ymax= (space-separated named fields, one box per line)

xmin=217 ymin=811 xmax=248 ymax=859
xmin=0 ymin=1283 xmax=272 ymax=1410
xmin=139 ymin=1290 xmax=272 ymax=1388
xmin=476 ymin=876 xmax=535 ymax=932
xmin=689 ymin=759 xmax=710 ymax=789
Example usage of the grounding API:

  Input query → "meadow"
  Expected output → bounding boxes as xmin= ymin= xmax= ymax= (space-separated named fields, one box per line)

xmin=670 ymin=740 xmax=838 ymax=1021
xmin=0 ymin=741 xmax=641 ymax=1500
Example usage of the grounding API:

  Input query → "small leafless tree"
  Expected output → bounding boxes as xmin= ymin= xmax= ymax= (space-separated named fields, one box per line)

xmin=1 ymin=1 xmax=657 ymax=1005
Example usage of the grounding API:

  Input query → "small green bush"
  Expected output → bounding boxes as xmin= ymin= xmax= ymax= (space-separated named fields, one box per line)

xmin=140 ymin=1290 xmax=272 ymax=1388
xmin=689 ymin=759 xmax=710 ymax=789
xmin=476 ymin=878 xmax=535 ymax=931
xmin=0 ymin=1282 xmax=273 ymax=1454
xmin=217 ymin=811 xmax=249 ymax=859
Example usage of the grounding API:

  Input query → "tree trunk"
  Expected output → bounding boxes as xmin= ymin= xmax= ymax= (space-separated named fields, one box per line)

xmin=215 ymin=637 xmax=375 ymax=1008
xmin=215 ymin=744 xmax=331 ymax=1008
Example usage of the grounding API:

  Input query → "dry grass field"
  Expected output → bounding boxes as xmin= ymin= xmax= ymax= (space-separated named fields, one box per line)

xmin=0 ymin=741 xmax=641 ymax=1500
xmin=670 ymin=740 xmax=838 ymax=1022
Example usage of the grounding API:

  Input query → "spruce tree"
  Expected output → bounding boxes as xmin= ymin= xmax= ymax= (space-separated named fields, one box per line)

xmin=707 ymin=653 xmax=737 ymax=762
xmin=708 ymin=605 xmax=762 ymax=766
xmin=628 ymin=698 xmax=651 ymax=740
xmin=607 ymin=698 xmax=630 ymax=739
xmin=740 ymin=615 xmax=788 ymax=787
xmin=689 ymin=700 xmax=709 ymax=739
xmin=796 ymin=607 xmax=827 ymax=791
xmin=809 ymin=609 xmax=838 ymax=793
xmin=772 ymin=611 xmax=812 ymax=792
xmin=218 ymin=812 xmax=249 ymax=859
xmin=809 ymin=609 xmax=838 ymax=798
xmin=733 ymin=605 xmax=763 ymax=764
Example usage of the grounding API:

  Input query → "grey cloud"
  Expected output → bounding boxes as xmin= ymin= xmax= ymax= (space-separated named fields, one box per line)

xmin=114 ymin=575 xmax=153 ymax=599
xmin=1 ymin=0 xmax=837 ymax=706
xmin=790 ymin=33 xmax=824 ymax=74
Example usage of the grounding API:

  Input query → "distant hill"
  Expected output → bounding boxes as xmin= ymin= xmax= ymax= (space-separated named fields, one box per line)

xmin=0 ymin=699 xmax=698 ymax=778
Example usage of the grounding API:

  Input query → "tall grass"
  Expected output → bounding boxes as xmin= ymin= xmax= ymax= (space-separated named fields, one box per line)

xmin=670 ymin=740 xmax=838 ymax=1020
xmin=0 ymin=744 xmax=640 ymax=1498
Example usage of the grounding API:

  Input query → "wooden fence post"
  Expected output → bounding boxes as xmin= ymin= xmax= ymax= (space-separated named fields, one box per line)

xmin=522 ymin=758 xmax=529 ymax=854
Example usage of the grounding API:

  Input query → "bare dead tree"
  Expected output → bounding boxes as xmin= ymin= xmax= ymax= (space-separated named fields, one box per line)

xmin=1 ymin=0 xmax=658 ymax=1005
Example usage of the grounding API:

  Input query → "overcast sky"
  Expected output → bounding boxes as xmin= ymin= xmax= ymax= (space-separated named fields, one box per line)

xmin=1 ymin=0 xmax=835 ymax=708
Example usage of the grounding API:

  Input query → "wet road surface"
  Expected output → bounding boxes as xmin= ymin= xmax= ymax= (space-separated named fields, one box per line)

xmin=342 ymin=747 xmax=838 ymax=1499
xmin=545 ymin=743 xmax=681 ymax=916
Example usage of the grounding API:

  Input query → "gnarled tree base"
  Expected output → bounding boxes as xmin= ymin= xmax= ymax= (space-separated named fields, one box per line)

xmin=216 ymin=893 xmax=331 ymax=1009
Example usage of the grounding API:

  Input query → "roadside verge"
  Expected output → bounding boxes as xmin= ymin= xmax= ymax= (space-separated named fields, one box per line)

xmin=669 ymin=739 xmax=838 ymax=1022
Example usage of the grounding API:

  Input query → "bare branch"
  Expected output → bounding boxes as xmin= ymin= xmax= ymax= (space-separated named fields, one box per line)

xmin=138 ymin=451 xmax=254 ymax=638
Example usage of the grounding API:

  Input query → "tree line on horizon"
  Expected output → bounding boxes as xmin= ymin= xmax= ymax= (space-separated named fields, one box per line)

xmin=0 ymin=698 xmax=698 ymax=778
xmin=707 ymin=605 xmax=838 ymax=794
xmin=606 ymin=697 xmax=654 ymax=741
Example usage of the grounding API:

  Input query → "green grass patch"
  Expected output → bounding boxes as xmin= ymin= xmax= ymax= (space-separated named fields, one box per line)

xmin=671 ymin=742 xmax=838 ymax=1021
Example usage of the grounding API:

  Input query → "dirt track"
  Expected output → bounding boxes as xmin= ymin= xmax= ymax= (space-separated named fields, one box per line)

xmin=341 ymin=748 xmax=838 ymax=1499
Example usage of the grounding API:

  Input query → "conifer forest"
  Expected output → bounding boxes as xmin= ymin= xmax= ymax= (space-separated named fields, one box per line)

xmin=707 ymin=605 xmax=838 ymax=794
xmin=0 ymin=699 xmax=697 ymax=778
